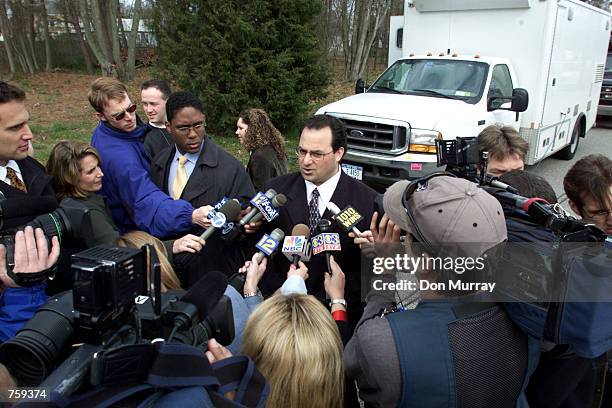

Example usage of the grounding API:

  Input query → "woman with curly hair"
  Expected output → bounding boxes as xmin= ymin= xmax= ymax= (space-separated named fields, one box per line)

xmin=235 ymin=108 xmax=288 ymax=189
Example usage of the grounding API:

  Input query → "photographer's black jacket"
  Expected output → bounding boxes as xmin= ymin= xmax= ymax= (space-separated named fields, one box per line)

xmin=0 ymin=157 xmax=57 ymax=231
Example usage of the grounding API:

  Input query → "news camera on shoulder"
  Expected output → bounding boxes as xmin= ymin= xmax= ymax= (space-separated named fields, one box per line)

xmin=0 ymin=243 xmax=234 ymax=398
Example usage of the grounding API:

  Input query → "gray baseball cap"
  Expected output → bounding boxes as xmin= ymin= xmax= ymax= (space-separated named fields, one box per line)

xmin=383 ymin=176 xmax=507 ymax=256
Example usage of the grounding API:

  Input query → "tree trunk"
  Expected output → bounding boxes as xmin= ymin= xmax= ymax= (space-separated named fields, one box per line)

xmin=90 ymin=0 xmax=112 ymax=63
xmin=358 ymin=1 xmax=390 ymax=78
xmin=65 ymin=0 xmax=94 ymax=74
xmin=8 ymin=0 xmax=36 ymax=73
xmin=79 ymin=0 xmax=113 ymax=75
xmin=344 ymin=0 xmax=392 ymax=81
xmin=339 ymin=0 xmax=351 ymax=79
xmin=109 ymin=0 xmax=125 ymax=80
xmin=349 ymin=0 xmax=372 ymax=80
xmin=25 ymin=0 xmax=40 ymax=71
xmin=39 ymin=0 xmax=52 ymax=71
xmin=0 ymin=0 xmax=16 ymax=77
xmin=126 ymin=0 xmax=142 ymax=81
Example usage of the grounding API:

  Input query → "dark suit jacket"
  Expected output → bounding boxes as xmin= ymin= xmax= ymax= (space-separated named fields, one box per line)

xmin=143 ymin=125 xmax=173 ymax=162
xmin=150 ymin=139 xmax=255 ymax=285
xmin=260 ymin=170 xmax=377 ymax=326
xmin=246 ymin=145 xmax=288 ymax=191
xmin=0 ymin=157 xmax=57 ymax=231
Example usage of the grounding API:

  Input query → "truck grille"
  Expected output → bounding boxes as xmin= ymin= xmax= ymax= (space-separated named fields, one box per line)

xmin=600 ymin=83 xmax=612 ymax=106
xmin=341 ymin=118 xmax=408 ymax=153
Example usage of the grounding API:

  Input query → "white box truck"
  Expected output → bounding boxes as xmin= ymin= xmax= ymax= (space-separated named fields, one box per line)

xmin=316 ymin=0 xmax=611 ymax=189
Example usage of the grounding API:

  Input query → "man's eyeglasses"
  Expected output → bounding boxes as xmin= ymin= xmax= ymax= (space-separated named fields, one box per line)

xmin=174 ymin=121 xmax=206 ymax=135
xmin=295 ymin=146 xmax=334 ymax=161
xmin=111 ymin=103 xmax=137 ymax=121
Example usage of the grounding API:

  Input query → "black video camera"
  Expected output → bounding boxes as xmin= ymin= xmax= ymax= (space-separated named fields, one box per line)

xmin=0 ymin=244 xmax=234 ymax=394
xmin=1 ymin=198 xmax=95 ymax=287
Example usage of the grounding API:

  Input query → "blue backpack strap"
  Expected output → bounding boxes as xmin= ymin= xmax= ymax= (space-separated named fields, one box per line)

xmin=212 ymin=355 xmax=269 ymax=408
xmin=387 ymin=302 xmax=458 ymax=408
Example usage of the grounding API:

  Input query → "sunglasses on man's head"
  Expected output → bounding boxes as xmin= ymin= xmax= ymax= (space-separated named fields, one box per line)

xmin=111 ymin=103 xmax=137 ymax=121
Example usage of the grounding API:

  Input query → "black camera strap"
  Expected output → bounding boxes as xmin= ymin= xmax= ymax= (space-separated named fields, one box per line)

xmin=56 ymin=342 xmax=268 ymax=408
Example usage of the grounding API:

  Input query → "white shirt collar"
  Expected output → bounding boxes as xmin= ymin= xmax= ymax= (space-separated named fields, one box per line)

xmin=172 ymin=146 xmax=200 ymax=164
xmin=0 ymin=160 xmax=23 ymax=185
xmin=305 ymin=167 xmax=342 ymax=216
xmin=148 ymin=121 xmax=166 ymax=129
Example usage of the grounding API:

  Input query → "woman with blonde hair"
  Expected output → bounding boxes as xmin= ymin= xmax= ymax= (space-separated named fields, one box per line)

xmin=235 ymin=108 xmax=288 ymax=189
xmin=241 ymin=294 xmax=344 ymax=408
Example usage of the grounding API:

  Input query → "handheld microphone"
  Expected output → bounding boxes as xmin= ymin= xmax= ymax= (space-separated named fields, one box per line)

xmin=254 ymin=228 xmax=285 ymax=263
xmin=238 ymin=189 xmax=286 ymax=226
xmin=282 ymin=224 xmax=312 ymax=267
xmin=312 ymin=219 xmax=341 ymax=278
xmin=199 ymin=199 xmax=242 ymax=241
xmin=327 ymin=201 xmax=363 ymax=235
xmin=163 ymin=270 xmax=228 ymax=331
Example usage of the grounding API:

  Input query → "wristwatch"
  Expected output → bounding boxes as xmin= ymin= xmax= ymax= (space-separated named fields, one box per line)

xmin=244 ymin=288 xmax=261 ymax=298
xmin=329 ymin=298 xmax=347 ymax=308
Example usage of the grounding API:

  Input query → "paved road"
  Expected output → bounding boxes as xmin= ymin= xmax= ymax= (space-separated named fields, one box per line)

xmin=527 ymin=123 xmax=612 ymax=213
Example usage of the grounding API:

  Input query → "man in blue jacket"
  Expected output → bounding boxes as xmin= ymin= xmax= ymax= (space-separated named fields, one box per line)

xmin=88 ymin=77 xmax=211 ymax=239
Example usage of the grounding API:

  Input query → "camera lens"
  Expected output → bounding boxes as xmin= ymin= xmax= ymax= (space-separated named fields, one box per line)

xmin=0 ymin=293 xmax=75 ymax=385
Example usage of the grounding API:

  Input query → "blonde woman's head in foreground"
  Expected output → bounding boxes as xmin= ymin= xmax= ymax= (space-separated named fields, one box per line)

xmin=241 ymin=294 xmax=344 ymax=408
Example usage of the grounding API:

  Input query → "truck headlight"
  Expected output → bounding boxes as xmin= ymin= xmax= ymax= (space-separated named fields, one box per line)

xmin=409 ymin=129 xmax=442 ymax=154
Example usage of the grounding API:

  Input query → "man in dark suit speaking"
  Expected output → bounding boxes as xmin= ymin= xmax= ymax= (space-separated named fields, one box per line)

xmin=260 ymin=114 xmax=377 ymax=325
xmin=150 ymin=91 xmax=254 ymax=284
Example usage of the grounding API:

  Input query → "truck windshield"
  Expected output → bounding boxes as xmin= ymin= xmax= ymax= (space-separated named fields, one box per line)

xmin=369 ymin=59 xmax=488 ymax=103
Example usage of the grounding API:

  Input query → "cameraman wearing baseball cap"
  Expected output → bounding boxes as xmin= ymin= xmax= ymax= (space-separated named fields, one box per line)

xmin=344 ymin=174 xmax=540 ymax=408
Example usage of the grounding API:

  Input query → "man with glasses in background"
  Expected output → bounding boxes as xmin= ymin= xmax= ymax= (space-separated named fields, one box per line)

xmin=150 ymin=91 xmax=254 ymax=284
xmin=88 ymin=77 xmax=212 ymax=239
xmin=564 ymin=154 xmax=612 ymax=237
xmin=257 ymin=114 xmax=377 ymax=327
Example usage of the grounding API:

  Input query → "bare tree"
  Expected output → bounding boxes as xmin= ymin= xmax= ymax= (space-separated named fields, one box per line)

xmin=79 ymin=0 xmax=114 ymax=75
xmin=125 ymin=0 xmax=142 ymax=81
xmin=62 ymin=0 xmax=94 ymax=74
xmin=38 ymin=0 xmax=52 ymax=71
xmin=346 ymin=0 xmax=392 ymax=80
xmin=0 ymin=0 xmax=16 ymax=77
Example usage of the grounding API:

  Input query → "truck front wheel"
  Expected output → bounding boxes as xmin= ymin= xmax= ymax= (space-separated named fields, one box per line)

xmin=556 ymin=121 xmax=581 ymax=160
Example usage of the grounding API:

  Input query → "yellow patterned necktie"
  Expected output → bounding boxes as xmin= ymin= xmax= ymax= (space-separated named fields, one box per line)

xmin=172 ymin=155 xmax=188 ymax=199
xmin=6 ymin=167 xmax=27 ymax=193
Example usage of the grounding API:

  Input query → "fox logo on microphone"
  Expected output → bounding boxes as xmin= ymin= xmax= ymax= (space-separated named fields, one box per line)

xmin=250 ymin=192 xmax=280 ymax=222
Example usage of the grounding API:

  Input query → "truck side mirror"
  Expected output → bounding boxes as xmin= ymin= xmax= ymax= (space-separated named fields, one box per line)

xmin=355 ymin=78 xmax=366 ymax=94
xmin=510 ymin=88 xmax=529 ymax=112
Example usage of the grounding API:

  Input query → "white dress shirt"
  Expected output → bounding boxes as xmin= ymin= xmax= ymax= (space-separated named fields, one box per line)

xmin=304 ymin=168 xmax=342 ymax=217
xmin=0 ymin=160 xmax=24 ymax=187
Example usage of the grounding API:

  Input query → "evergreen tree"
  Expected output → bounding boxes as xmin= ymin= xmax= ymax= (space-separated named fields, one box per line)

xmin=153 ymin=0 xmax=331 ymax=136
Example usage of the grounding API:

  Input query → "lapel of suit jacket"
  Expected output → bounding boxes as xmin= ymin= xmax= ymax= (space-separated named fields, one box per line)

xmin=181 ymin=139 xmax=218 ymax=203
xmin=17 ymin=158 xmax=52 ymax=196
xmin=151 ymin=146 xmax=176 ymax=194
xmin=283 ymin=174 xmax=310 ymax=228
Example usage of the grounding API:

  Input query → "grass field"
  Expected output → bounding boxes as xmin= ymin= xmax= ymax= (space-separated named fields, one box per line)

xmin=12 ymin=68 xmax=360 ymax=171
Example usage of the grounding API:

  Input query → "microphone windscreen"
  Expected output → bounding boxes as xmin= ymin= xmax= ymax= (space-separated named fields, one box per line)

xmin=270 ymin=228 xmax=286 ymax=242
xmin=220 ymin=199 xmax=242 ymax=221
xmin=181 ymin=270 xmax=228 ymax=319
xmin=272 ymin=193 xmax=287 ymax=207
xmin=327 ymin=201 xmax=341 ymax=215
xmin=291 ymin=223 xmax=310 ymax=238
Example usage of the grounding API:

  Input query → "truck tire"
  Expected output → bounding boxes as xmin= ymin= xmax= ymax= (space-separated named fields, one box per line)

xmin=556 ymin=121 xmax=580 ymax=160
